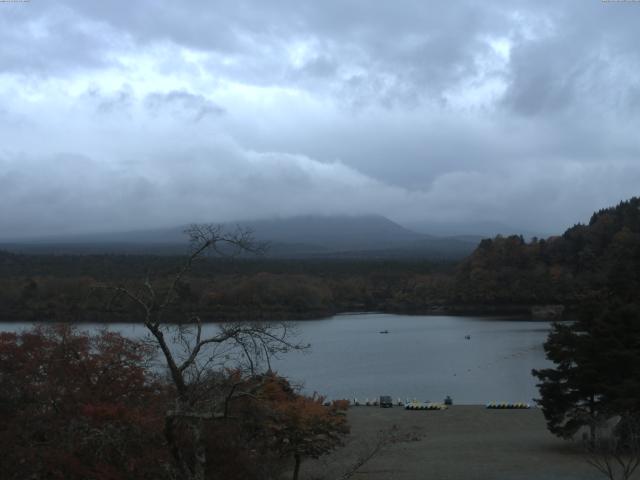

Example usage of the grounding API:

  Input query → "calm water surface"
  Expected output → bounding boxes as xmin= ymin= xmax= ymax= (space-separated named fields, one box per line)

xmin=1 ymin=313 xmax=552 ymax=404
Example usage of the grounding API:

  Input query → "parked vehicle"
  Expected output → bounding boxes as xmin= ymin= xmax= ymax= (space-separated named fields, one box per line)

xmin=379 ymin=395 xmax=393 ymax=408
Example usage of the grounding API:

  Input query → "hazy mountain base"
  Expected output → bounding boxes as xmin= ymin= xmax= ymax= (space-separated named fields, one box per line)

xmin=1 ymin=215 xmax=481 ymax=260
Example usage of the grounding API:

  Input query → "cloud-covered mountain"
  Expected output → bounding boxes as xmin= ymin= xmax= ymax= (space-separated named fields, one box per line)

xmin=2 ymin=215 xmax=479 ymax=259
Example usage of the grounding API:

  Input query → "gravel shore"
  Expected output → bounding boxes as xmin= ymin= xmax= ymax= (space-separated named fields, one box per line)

xmin=302 ymin=405 xmax=628 ymax=480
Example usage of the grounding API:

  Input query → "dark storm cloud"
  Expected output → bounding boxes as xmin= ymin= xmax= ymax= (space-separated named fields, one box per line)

xmin=1 ymin=0 xmax=639 ymax=238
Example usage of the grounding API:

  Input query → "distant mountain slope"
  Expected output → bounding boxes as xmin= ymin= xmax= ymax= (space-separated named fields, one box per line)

xmin=3 ymin=215 xmax=422 ymax=248
xmin=243 ymin=215 xmax=422 ymax=250
xmin=1 ymin=215 xmax=480 ymax=259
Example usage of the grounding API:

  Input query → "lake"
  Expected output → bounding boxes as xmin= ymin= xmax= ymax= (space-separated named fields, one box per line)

xmin=0 ymin=313 xmax=553 ymax=405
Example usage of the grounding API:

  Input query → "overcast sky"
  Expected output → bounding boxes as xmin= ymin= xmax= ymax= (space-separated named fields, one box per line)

xmin=1 ymin=0 xmax=639 ymax=238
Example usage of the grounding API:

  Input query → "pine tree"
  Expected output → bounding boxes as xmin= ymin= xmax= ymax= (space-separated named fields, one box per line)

xmin=533 ymin=301 xmax=640 ymax=440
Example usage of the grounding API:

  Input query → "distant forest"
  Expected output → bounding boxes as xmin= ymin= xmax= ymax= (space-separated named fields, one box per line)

xmin=1 ymin=197 xmax=639 ymax=323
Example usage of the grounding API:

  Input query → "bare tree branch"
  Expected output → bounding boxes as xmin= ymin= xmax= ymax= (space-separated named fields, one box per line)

xmin=339 ymin=425 xmax=421 ymax=480
xmin=93 ymin=223 xmax=304 ymax=480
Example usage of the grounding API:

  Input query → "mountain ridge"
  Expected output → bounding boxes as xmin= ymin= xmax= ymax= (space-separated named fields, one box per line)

xmin=0 ymin=214 xmax=480 ymax=259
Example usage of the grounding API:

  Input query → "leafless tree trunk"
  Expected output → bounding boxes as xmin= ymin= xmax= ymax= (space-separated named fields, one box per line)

xmin=293 ymin=453 xmax=302 ymax=480
xmin=97 ymin=224 xmax=306 ymax=480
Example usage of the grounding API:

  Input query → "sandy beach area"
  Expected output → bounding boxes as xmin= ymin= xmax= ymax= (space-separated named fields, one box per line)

xmin=302 ymin=405 xmax=631 ymax=480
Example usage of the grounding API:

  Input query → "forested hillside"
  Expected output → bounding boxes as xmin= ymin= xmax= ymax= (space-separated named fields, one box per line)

xmin=454 ymin=197 xmax=640 ymax=308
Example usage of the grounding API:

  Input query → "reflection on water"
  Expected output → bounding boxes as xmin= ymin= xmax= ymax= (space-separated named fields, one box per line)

xmin=0 ymin=313 xmax=552 ymax=404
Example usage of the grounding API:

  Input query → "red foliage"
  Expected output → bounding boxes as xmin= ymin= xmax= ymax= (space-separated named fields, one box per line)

xmin=0 ymin=328 xmax=350 ymax=480
xmin=0 ymin=325 xmax=168 ymax=480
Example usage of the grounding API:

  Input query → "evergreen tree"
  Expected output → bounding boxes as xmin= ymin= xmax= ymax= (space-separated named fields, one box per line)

xmin=533 ymin=300 xmax=640 ymax=440
xmin=533 ymin=317 xmax=606 ymax=440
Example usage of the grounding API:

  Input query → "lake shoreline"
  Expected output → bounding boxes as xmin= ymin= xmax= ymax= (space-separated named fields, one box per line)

xmin=2 ymin=313 xmax=552 ymax=404
xmin=0 ymin=303 xmax=566 ymax=323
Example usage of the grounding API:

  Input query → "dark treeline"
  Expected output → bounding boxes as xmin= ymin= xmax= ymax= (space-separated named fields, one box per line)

xmin=454 ymin=197 xmax=640 ymax=309
xmin=2 ymin=197 xmax=640 ymax=323
xmin=0 ymin=253 xmax=444 ymax=279
xmin=0 ymin=254 xmax=455 ymax=322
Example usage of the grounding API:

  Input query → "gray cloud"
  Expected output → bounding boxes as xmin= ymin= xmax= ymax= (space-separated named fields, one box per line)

xmin=502 ymin=2 xmax=640 ymax=117
xmin=88 ymin=86 xmax=134 ymax=115
xmin=0 ymin=5 xmax=120 ymax=75
xmin=0 ymin=0 xmax=639 ymax=238
xmin=145 ymin=90 xmax=225 ymax=122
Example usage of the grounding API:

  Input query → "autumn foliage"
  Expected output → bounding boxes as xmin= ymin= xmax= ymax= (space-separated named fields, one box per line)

xmin=200 ymin=372 xmax=349 ymax=480
xmin=0 ymin=326 xmax=349 ymax=480
xmin=256 ymin=374 xmax=349 ymax=479
xmin=0 ymin=325 xmax=167 ymax=480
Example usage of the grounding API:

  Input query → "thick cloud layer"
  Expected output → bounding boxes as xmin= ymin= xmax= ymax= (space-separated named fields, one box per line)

xmin=1 ymin=1 xmax=639 ymax=238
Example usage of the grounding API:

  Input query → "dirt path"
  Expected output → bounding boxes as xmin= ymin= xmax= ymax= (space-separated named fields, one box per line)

xmin=301 ymin=406 xmax=630 ymax=480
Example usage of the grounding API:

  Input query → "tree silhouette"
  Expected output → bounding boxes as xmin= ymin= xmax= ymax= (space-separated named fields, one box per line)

xmin=98 ymin=224 xmax=307 ymax=480
xmin=533 ymin=302 xmax=640 ymax=442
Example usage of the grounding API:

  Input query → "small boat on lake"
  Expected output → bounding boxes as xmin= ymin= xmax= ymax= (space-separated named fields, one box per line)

xmin=379 ymin=330 xmax=389 ymax=334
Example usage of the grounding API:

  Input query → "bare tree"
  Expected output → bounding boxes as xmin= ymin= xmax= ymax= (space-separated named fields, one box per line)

xmin=337 ymin=425 xmax=422 ymax=480
xmin=584 ymin=415 xmax=640 ymax=480
xmin=285 ymin=425 xmax=425 ymax=480
xmin=97 ymin=224 xmax=306 ymax=480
